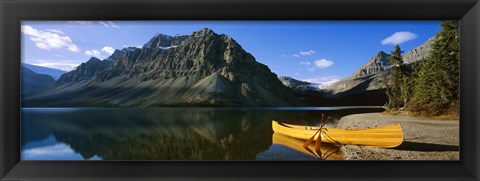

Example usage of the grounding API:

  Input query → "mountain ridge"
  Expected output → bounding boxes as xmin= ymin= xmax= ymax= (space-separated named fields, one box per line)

xmin=24 ymin=28 xmax=301 ymax=107
xmin=323 ymin=37 xmax=435 ymax=103
xmin=22 ymin=67 xmax=55 ymax=95
xmin=21 ymin=63 xmax=66 ymax=80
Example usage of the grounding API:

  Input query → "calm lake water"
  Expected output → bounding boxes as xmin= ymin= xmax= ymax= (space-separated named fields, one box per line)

xmin=21 ymin=107 xmax=384 ymax=161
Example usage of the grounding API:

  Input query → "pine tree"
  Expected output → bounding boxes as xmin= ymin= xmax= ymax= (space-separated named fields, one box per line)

xmin=386 ymin=45 xmax=405 ymax=109
xmin=401 ymin=61 xmax=421 ymax=108
xmin=409 ymin=21 xmax=460 ymax=115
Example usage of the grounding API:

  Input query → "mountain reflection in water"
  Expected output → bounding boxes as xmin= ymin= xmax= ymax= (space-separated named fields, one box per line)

xmin=21 ymin=107 xmax=383 ymax=160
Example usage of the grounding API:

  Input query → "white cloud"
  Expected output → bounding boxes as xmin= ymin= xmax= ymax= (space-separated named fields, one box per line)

xmin=32 ymin=59 xmax=81 ymax=71
xmin=66 ymin=21 xmax=120 ymax=28
xmin=304 ymin=76 xmax=342 ymax=87
xmin=300 ymin=61 xmax=311 ymax=65
xmin=283 ymin=50 xmax=316 ymax=58
xmin=381 ymin=31 xmax=418 ymax=45
xmin=101 ymin=46 xmax=115 ymax=55
xmin=85 ymin=50 xmax=102 ymax=57
xmin=85 ymin=46 xmax=118 ymax=59
xmin=313 ymin=59 xmax=334 ymax=69
xmin=299 ymin=50 xmax=315 ymax=56
xmin=99 ymin=21 xmax=120 ymax=28
xmin=21 ymin=25 xmax=79 ymax=52
xmin=307 ymin=67 xmax=316 ymax=72
xmin=46 ymin=29 xmax=64 ymax=34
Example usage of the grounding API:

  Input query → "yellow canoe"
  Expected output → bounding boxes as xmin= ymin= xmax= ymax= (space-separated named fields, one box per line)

xmin=272 ymin=120 xmax=403 ymax=148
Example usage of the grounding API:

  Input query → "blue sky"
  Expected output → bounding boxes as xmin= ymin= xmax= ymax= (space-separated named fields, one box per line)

xmin=21 ymin=21 xmax=441 ymax=85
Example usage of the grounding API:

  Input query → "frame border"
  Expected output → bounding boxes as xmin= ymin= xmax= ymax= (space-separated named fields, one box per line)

xmin=1 ymin=0 xmax=479 ymax=180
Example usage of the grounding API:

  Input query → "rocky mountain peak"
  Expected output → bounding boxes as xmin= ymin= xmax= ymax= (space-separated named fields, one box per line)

xmin=376 ymin=51 xmax=388 ymax=57
xmin=195 ymin=28 xmax=216 ymax=36
xmin=55 ymin=57 xmax=112 ymax=85
xmin=106 ymin=47 xmax=141 ymax=61
xmin=351 ymin=51 xmax=391 ymax=78
xmin=143 ymin=33 xmax=174 ymax=49
xmin=87 ymin=57 xmax=102 ymax=63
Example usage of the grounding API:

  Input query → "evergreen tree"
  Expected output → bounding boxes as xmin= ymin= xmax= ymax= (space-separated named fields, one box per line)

xmin=401 ymin=61 xmax=421 ymax=108
xmin=410 ymin=21 xmax=460 ymax=115
xmin=386 ymin=45 xmax=405 ymax=109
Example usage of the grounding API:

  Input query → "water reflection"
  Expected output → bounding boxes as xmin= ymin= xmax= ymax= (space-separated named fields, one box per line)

xmin=22 ymin=134 xmax=102 ymax=160
xmin=21 ymin=107 xmax=383 ymax=160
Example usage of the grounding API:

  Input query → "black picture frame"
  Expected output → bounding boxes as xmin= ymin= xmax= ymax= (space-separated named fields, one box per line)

xmin=1 ymin=0 xmax=479 ymax=180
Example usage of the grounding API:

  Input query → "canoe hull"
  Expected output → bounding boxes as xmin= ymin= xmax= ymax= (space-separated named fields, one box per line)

xmin=272 ymin=121 xmax=403 ymax=148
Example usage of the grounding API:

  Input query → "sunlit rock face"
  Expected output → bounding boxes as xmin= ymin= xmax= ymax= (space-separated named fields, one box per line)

xmin=402 ymin=37 xmax=435 ymax=64
xmin=351 ymin=51 xmax=391 ymax=79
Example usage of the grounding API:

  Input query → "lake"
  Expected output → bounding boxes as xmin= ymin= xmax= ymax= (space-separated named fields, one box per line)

xmin=21 ymin=107 xmax=384 ymax=161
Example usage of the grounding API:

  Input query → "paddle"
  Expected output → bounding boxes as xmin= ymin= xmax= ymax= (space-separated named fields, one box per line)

xmin=302 ymin=114 xmax=324 ymax=149
xmin=315 ymin=116 xmax=331 ymax=152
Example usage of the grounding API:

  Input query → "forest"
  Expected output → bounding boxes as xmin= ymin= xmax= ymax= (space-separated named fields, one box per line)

xmin=385 ymin=21 xmax=460 ymax=118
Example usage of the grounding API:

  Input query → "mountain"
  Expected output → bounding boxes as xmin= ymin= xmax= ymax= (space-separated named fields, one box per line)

xmin=278 ymin=76 xmax=322 ymax=93
xmin=323 ymin=37 xmax=435 ymax=105
xmin=278 ymin=76 xmax=311 ymax=89
xmin=24 ymin=28 xmax=301 ymax=107
xmin=55 ymin=57 xmax=113 ymax=85
xmin=106 ymin=47 xmax=141 ymax=61
xmin=403 ymin=37 xmax=435 ymax=64
xmin=347 ymin=37 xmax=434 ymax=80
xmin=351 ymin=51 xmax=391 ymax=78
xmin=21 ymin=63 xmax=66 ymax=80
xmin=327 ymin=51 xmax=392 ymax=95
xmin=21 ymin=67 xmax=55 ymax=95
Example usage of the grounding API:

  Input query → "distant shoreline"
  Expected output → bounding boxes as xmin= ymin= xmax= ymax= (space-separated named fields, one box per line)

xmin=336 ymin=112 xmax=459 ymax=160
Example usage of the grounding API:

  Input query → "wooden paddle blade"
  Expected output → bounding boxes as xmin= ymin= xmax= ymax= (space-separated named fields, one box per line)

xmin=303 ymin=129 xmax=319 ymax=149
xmin=303 ymin=137 xmax=314 ymax=149
xmin=315 ymin=130 xmax=322 ymax=151
xmin=303 ymin=133 xmax=315 ymax=148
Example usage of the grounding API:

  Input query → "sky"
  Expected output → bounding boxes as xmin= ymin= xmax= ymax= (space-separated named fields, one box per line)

xmin=21 ymin=21 xmax=441 ymax=85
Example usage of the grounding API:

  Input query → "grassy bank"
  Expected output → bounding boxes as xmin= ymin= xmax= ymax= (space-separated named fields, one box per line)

xmin=383 ymin=107 xmax=459 ymax=120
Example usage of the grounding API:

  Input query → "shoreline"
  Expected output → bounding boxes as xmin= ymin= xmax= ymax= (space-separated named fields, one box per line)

xmin=335 ymin=112 xmax=459 ymax=160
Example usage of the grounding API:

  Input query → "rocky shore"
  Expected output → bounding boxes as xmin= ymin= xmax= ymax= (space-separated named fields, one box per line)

xmin=336 ymin=113 xmax=459 ymax=160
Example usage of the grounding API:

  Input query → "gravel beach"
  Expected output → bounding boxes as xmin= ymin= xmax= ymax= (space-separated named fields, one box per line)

xmin=336 ymin=112 xmax=459 ymax=160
